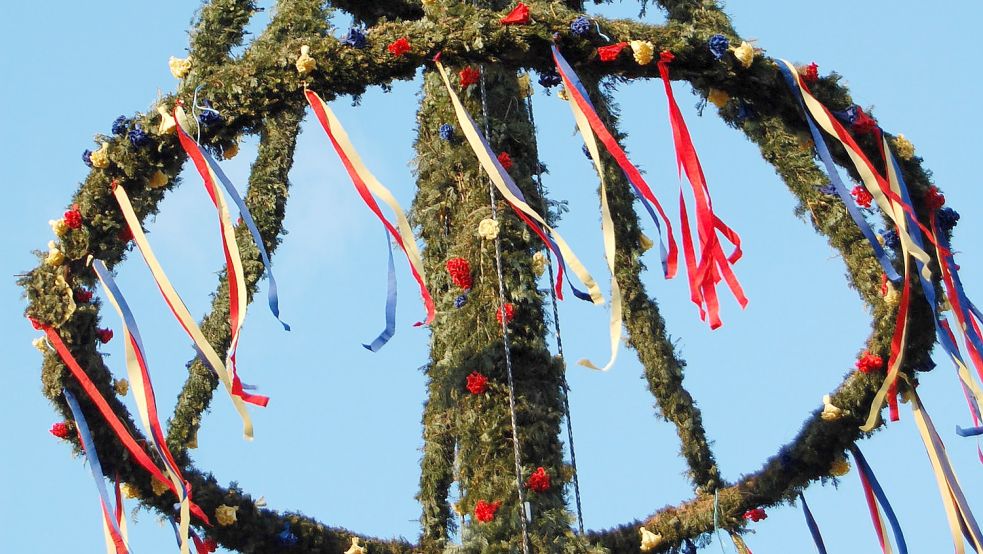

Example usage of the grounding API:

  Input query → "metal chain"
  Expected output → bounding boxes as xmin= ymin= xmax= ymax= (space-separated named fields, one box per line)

xmin=524 ymin=91 xmax=586 ymax=535
xmin=477 ymin=64 xmax=531 ymax=554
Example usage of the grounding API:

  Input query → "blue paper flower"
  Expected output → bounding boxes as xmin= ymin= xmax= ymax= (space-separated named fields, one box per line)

xmin=198 ymin=101 xmax=222 ymax=127
xmin=882 ymin=229 xmax=900 ymax=250
xmin=277 ymin=524 xmax=298 ymax=546
xmin=111 ymin=116 xmax=129 ymax=136
xmin=708 ymin=34 xmax=729 ymax=60
xmin=439 ymin=123 xmax=454 ymax=142
xmin=819 ymin=184 xmax=837 ymax=196
xmin=342 ymin=27 xmax=367 ymax=49
xmin=128 ymin=124 xmax=151 ymax=148
xmin=938 ymin=207 xmax=960 ymax=233
xmin=538 ymin=69 xmax=562 ymax=88
xmin=82 ymin=150 xmax=93 ymax=167
xmin=454 ymin=294 xmax=469 ymax=309
xmin=832 ymin=105 xmax=860 ymax=125
xmin=570 ymin=16 xmax=591 ymax=36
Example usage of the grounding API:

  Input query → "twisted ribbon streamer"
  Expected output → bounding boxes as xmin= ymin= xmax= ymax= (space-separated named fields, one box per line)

xmin=304 ymin=89 xmax=434 ymax=327
xmin=434 ymin=55 xmax=603 ymax=305
xmin=362 ymin=232 xmax=397 ymax=352
xmin=93 ymin=259 xmax=192 ymax=552
xmin=113 ymin=183 xmax=260 ymax=439
xmin=64 ymin=389 xmax=131 ymax=554
xmin=849 ymin=445 xmax=907 ymax=554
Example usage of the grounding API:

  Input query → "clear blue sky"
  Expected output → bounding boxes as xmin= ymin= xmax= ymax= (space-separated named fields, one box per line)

xmin=2 ymin=1 xmax=981 ymax=552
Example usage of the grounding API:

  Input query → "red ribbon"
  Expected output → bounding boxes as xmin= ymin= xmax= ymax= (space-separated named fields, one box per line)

xmin=658 ymin=52 xmax=746 ymax=328
xmin=499 ymin=2 xmax=530 ymax=25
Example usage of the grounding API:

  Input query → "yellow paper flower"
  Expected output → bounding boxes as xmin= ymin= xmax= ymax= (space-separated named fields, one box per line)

xmin=478 ymin=218 xmax=500 ymax=241
xmin=49 ymin=219 xmax=68 ymax=237
xmin=344 ymin=537 xmax=367 ymax=554
xmin=639 ymin=232 xmax=654 ymax=253
xmin=114 ymin=378 xmax=129 ymax=397
xmin=883 ymin=280 xmax=900 ymax=306
xmin=223 ymin=141 xmax=240 ymax=160
xmin=215 ymin=504 xmax=238 ymax=526
xmin=558 ymin=86 xmax=569 ymax=101
xmin=820 ymin=394 xmax=848 ymax=421
xmin=731 ymin=41 xmax=755 ymax=68
xmin=89 ymin=142 xmax=111 ymax=169
xmin=151 ymin=477 xmax=169 ymax=496
xmin=296 ymin=45 xmax=316 ymax=75
xmin=532 ymin=251 xmax=547 ymax=277
xmin=893 ymin=134 xmax=915 ymax=161
xmin=46 ymin=241 xmax=65 ymax=266
xmin=630 ymin=40 xmax=655 ymax=65
xmin=707 ymin=88 xmax=730 ymax=109
xmin=639 ymin=527 xmax=663 ymax=552
xmin=517 ymin=73 xmax=533 ymax=98
xmin=32 ymin=337 xmax=48 ymax=353
xmin=830 ymin=455 xmax=850 ymax=477
xmin=254 ymin=496 xmax=267 ymax=508
xmin=121 ymin=483 xmax=141 ymax=499
xmin=157 ymin=105 xmax=177 ymax=135
xmin=169 ymin=56 xmax=192 ymax=79
xmin=149 ymin=170 xmax=169 ymax=189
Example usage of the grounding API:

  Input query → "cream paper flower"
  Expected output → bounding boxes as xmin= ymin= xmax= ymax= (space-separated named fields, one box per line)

xmin=149 ymin=170 xmax=169 ymax=189
xmin=46 ymin=241 xmax=65 ymax=266
xmin=708 ymin=88 xmax=730 ymax=109
xmin=296 ymin=45 xmax=316 ymax=74
xmin=344 ymin=537 xmax=367 ymax=554
xmin=532 ymin=251 xmax=547 ymax=277
xmin=820 ymin=394 xmax=848 ymax=421
xmin=157 ymin=105 xmax=177 ymax=135
xmin=49 ymin=218 xmax=68 ymax=237
xmin=630 ymin=40 xmax=654 ymax=65
xmin=32 ymin=337 xmax=48 ymax=352
xmin=215 ymin=504 xmax=239 ymax=526
xmin=169 ymin=56 xmax=192 ymax=79
xmin=731 ymin=41 xmax=755 ymax=68
xmin=639 ymin=527 xmax=663 ymax=552
xmin=893 ymin=134 xmax=915 ymax=160
xmin=89 ymin=142 xmax=111 ymax=169
xmin=478 ymin=218 xmax=500 ymax=241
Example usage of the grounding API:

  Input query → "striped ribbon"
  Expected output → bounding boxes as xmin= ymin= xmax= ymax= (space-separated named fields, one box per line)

xmin=41 ymin=322 xmax=208 ymax=523
xmin=92 ymin=259 xmax=192 ymax=553
xmin=849 ymin=445 xmax=907 ymax=554
xmin=910 ymin=391 xmax=983 ymax=553
xmin=552 ymin=45 xmax=678 ymax=281
xmin=101 ymin=479 xmax=130 ymax=554
xmin=434 ymin=55 xmax=604 ymax=306
xmin=799 ymin=492 xmax=828 ymax=554
xmin=112 ymin=183 xmax=259 ymax=439
xmin=363 ymin=232 xmax=397 ymax=352
xmin=657 ymin=52 xmax=746 ymax=329
xmin=304 ymin=89 xmax=435 ymax=327
xmin=64 ymin=389 xmax=131 ymax=554
xmin=175 ymin=106 xmax=268 ymax=411
xmin=554 ymin=49 xmax=622 ymax=370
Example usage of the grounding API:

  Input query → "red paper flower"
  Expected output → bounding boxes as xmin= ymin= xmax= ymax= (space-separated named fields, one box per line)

xmin=500 ymin=3 xmax=530 ymax=25
xmin=474 ymin=500 xmax=501 ymax=523
xmin=856 ymin=351 xmax=884 ymax=373
xmin=50 ymin=422 xmax=71 ymax=440
xmin=597 ymin=42 xmax=628 ymax=62
xmin=852 ymin=108 xmax=878 ymax=134
xmin=743 ymin=508 xmax=767 ymax=522
xmin=75 ymin=289 xmax=93 ymax=303
xmin=851 ymin=185 xmax=873 ymax=209
xmin=659 ymin=50 xmax=675 ymax=64
xmin=497 ymin=152 xmax=513 ymax=171
xmin=64 ymin=205 xmax=83 ymax=230
xmin=30 ymin=317 xmax=43 ymax=330
xmin=446 ymin=257 xmax=473 ymax=290
xmin=925 ymin=185 xmax=946 ymax=211
xmin=97 ymin=328 xmax=114 ymax=344
xmin=880 ymin=273 xmax=889 ymax=297
xmin=387 ymin=37 xmax=411 ymax=57
xmin=801 ymin=62 xmax=819 ymax=83
xmin=526 ymin=467 xmax=551 ymax=493
xmin=459 ymin=66 xmax=480 ymax=88
xmin=496 ymin=303 xmax=515 ymax=325
xmin=466 ymin=371 xmax=488 ymax=395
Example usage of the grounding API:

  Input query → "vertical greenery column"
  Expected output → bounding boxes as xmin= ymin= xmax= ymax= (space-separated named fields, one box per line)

xmin=413 ymin=58 xmax=592 ymax=550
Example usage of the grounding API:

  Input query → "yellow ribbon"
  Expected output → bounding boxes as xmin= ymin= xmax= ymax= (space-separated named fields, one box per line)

xmin=562 ymin=83 xmax=622 ymax=371
xmin=114 ymin=184 xmax=255 ymax=440
xmin=434 ymin=59 xmax=604 ymax=306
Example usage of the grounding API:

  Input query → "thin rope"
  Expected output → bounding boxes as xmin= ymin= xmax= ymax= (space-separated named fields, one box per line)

xmin=477 ymin=64 xmax=531 ymax=554
xmin=524 ymin=91 xmax=585 ymax=535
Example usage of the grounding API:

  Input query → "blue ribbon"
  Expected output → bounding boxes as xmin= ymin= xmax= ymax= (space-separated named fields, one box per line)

xmin=799 ymin=492 xmax=828 ymax=554
xmin=776 ymin=63 xmax=900 ymax=283
xmin=552 ymin=44 xmax=671 ymax=277
xmin=363 ymin=232 xmax=397 ymax=352
xmin=64 ymin=389 xmax=131 ymax=552
xmin=204 ymin=153 xmax=290 ymax=331
xmin=849 ymin=445 xmax=908 ymax=554
xmin=956 ymin=425 xmax=983 ymax=437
